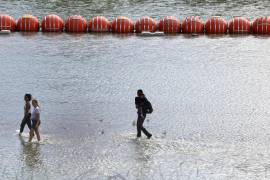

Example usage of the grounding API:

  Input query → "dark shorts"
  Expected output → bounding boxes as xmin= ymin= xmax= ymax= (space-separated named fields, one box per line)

xmin=31 ymin=120 xmax=41 ymax=129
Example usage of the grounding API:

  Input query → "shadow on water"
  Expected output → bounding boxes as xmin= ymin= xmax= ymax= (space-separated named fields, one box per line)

xmin=19 ymin=136 xmax=42 ymax=169
xmin=252 ymin=34 xmax=270 ymax=39
xmin=228 ymin=33 xmax=252 ymax=38
xmin=90 ymin=32 xmax=112 ymax=40
xmin=18 ymin=32 xmax=40 ymax=40
xmin=66 ymin=32 xmax=88 ymax=39
xmin=205 ymin=33 xmax=228 ymax=39
xmin=157 ymin=33 xmax=180 ymax=40
xmin=42 ymin=32 xmax=64 ymax=38
xmin=111 ymin=33 xmax=134 ymax=39
xmin=182 ymin=33 xmax=204 ymax=39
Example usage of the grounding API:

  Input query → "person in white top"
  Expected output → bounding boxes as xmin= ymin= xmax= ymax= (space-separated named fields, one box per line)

xmin=29 ymin=99 xmax=41 ymax=142
xmin=19 ymin=94 xmax=32 ymax=135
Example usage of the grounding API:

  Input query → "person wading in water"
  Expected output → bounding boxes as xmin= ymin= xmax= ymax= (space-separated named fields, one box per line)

xmin=29 ymin=99 xmax=41 ymax=142
xmin=19 ymin=94 xmax=32 ymax=136
xmin=135 ymin=89 xmax=152 ymax=139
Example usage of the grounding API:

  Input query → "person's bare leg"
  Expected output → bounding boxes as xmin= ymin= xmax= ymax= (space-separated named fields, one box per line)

xmin=34 ymin=128 xmax=40 ymax=141
xmin=29 ymin=129 xmax=34 ymax=142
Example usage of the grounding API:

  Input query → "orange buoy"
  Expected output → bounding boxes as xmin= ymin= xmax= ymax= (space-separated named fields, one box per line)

xmin=42 ymin=14 xmax=64 ymax=32
xmin=0 ymin=15 xmax=16 ymax=31
xmin=182 ymin=16 xmax=204 ymax=34
xmin=205 ymin=16 xmax=227 ymax=34
xmin=16 ymin=14 xmax=39 ymax=32
xmin=228 ymin=17 xmax=251 ymax=34
xmin=135 ymin=16 xmax=157 ymax=33
xmin=159 ymin=16 xmax=181 ymax=33
xmin=88 ymin=16 xmax=111 ymax=32
xmin=252 ymin=17 xmax=270 ymax=34
xmin=65 ymin=15 xmax=87 ymax=33
xmin=111 ymin=16 xmax=134 ymax=33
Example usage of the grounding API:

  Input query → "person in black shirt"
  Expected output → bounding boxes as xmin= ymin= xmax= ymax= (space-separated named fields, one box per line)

xmin=19 ymin=94 xmax=32 ymax=135
xmin=135 ymin=89 xmax=152 ymax=139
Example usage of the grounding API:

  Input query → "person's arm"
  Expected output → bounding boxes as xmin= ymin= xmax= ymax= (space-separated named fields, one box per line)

xmin=135 ymin=97 xmax=139 ymax=109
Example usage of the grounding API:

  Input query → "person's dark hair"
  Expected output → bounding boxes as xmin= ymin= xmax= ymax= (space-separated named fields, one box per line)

xmin=137 ymin=89 xmax=143 ymax=95
xmin=137 ymin=89 xmax=145 ymax=98
xmin=24 ymin=94 xmax=32 ymax=101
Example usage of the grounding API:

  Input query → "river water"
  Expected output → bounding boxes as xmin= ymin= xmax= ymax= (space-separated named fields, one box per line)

xmin=1 ymin=0 xmax=270 ymax=179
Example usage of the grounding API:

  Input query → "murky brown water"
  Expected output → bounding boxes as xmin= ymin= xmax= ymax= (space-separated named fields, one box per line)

xmin=1 ymin=1 xmax=270 ymax=179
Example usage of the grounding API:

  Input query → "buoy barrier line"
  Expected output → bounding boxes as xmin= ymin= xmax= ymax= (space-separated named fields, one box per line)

xmin=167 ymin=16 xmax=170 ymax=33
xmin=142 ymin=17 xmax=146 ymax=32
xmin=252 ymin=17 xmax=270 ymax=34
xmin=169 ymin=16 xmax=172 ymax=32
xmin=17 ymin=15 xmax=39 ymax=32
xmin=256 ymin=18 xmax=258 ymax=33
xmin=182 ymin=16 xmax=204 ymax=33
xmin=123 ymin=18 xmax=125 ymax=32
xmin=136 ymin=18 xmax=141 ymax=32
xmin=205 ymin=17 xmax=227 ymax=34
xmin=210 ymin=18 xmax=212 ymax=32
xmin=42 ymin=15 xmax=64 ymax=32
xmin=24 ymin=15 xmax=29 ymax=31
xmin=89 ymin=16 xmax=111 ymax=32
xmin=162 ymin=18 xmax=164 ymax=32
xmin=111 ymin=16 xmax=134 ymax=33
xmin=187 ymin=17 xmax=195 ymax=33
xmin=113 ymin=17 xmax=118 ymax=32
xmin=65 ymin=15 xmax=87 ymax=33
xmin=159 ymin=16 xmax=181 ymax=33
xmin=229 ymin=17 xmax=251 ymax=34
xmin=115 ymin=18 xmax=118 ymax=32
xmin=119 ymin=17 xmax=121 ymax=32
xmin=1 ymin=15 xmax=6 ymax=30
xmin=97 ymin=16 xmax=99 ymax=31
xmin=6 ymin=14 xmax=270 ymax=35
xmin=135 ymin=16 xmax=157 ymax=33
xmin=120 ymin=18 xmax=122 ymax=32
xmin=0 ymin=15 xmax=16 ymax=31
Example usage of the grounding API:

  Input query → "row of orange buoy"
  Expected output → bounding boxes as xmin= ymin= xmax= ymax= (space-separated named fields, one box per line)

xmin=1 ymin=14 xmax=270 ymax=34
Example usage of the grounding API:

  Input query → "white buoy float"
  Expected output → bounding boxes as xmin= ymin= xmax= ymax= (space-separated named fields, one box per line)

xmin=139 ymin=31 xmax=165 ymax=36
xmin=0 ymin=30 xmax=11 ymax=34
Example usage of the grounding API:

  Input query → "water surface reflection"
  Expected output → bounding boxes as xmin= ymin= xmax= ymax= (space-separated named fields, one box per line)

xmin=19 ymin=136 xmax=42 ymax=170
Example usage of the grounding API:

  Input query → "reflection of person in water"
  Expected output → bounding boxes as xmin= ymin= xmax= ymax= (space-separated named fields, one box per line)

xmin=19 ymin=136 xmax=42 ymax=169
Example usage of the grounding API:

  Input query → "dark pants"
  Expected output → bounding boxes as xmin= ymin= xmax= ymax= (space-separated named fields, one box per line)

xmin=20 ymin=113 xmax=31 ymax=133
xmin=137 ymin=113 xmax=151 ymax=138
